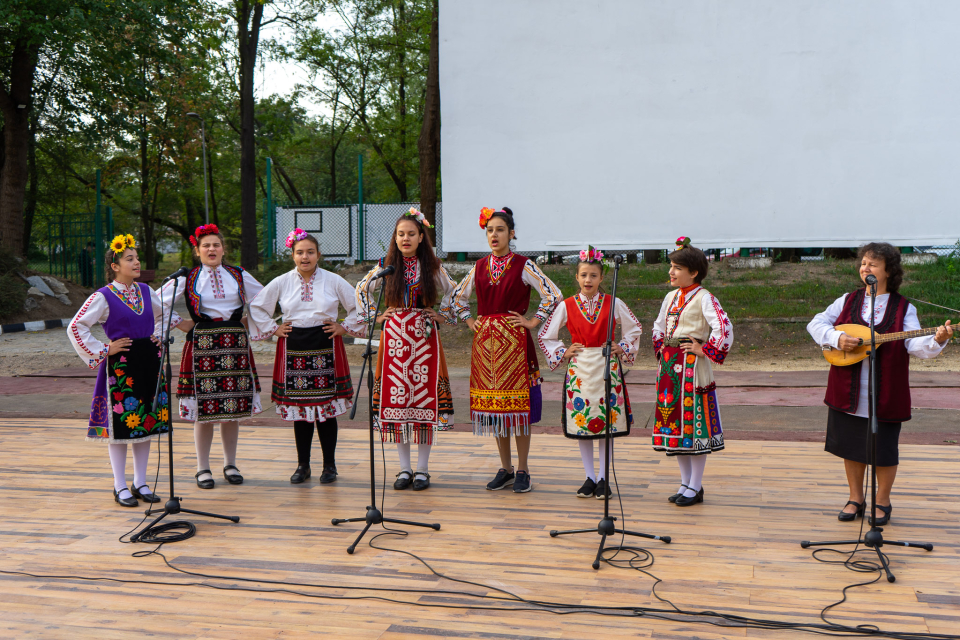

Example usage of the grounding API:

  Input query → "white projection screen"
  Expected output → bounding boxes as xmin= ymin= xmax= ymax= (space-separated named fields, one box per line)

xmin=440 ymin=0 xmax=960 ymax=252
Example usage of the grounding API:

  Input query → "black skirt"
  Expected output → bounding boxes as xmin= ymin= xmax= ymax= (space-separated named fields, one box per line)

xmin=825 ymin=408 xmax=902 ymax=467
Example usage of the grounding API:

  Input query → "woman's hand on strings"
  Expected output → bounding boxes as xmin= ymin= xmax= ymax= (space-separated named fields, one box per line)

xmin=323 ymin=322 xmax=347 ymax=338
xmin=837 ymin=332 xmax=861 ymax=352
xmin=108 ymin=337 xmax=132 ymax=355
xmin=563 ymin=343 xmax=584 ymax=361
xmin=935 ymin=320 xmax=954 ymax=345
xmin=377 ymin=307 xmax=397 ymax=324
xmin=273 ymin=322 xmax=293 ymax=338
xmin=681 ymin=337 xmax=705 ymax=357
xmin=506 ymin=311 xmax=539 ymax=330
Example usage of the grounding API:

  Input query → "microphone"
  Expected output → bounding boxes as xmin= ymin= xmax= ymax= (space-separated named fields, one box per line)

xmin=865 ymin=274 xmax=878 ymax=286
xmin=369 ymin=264 xmax=396 ymax=281
xmin=614 ymin=254 xmax=623 ymax=265
xmin=162 ymin=266 xmax=191 ymax=283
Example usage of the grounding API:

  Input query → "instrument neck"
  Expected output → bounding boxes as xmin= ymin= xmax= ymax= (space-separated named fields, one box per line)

xmin=873 ymin=327 xmax=938 ymax=344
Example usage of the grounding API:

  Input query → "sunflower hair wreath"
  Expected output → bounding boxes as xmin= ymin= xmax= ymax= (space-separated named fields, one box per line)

xmin=109 ymin=234 xmax=137 ymax=260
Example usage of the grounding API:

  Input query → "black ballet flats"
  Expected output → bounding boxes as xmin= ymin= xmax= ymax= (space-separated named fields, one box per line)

xmin=223 ymin=465 xmax=244 ymax=484
xmin=131 ymin=484 xmax=161 ymax=503
xmin=837 ymin=500 xmax=865 ymax=522
xmin=869 ymin=503 xmax=892 ymax=527
xmin=319 ymin=465 xmax=338 ymax=484
xmin=195 ymin=469 xmax=215 ymax=489
xmin=668 ymin=484 xmax=689 ymax=503
xmin=114 ymin=488 xmax=138 ymax=507
xmin=394 ymin=470 xmax=413 ymax=490
xmin=412 ymin=472 xmax=431 ymax=491
xmin=675 ymin=487 xmax=704 ymax=507
xmin=290 ymin=465 xmax=311 ymax=484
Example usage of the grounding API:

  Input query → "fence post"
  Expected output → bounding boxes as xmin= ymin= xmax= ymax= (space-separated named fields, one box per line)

xmin=357 ymin=153 xmax=364 ymax=261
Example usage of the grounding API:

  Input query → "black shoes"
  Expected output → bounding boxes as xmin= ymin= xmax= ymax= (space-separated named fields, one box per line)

xmin=319 ymin=465 xmax=338 ymax=484
xmin=675 ymin=487 xmax=704 ymax=506
xmin=195 ymin=470 xmax=215 ymax=489
xmin=512 ymin=470 xmax=532 ymax=493
xmin=114 ymin=488 xmax=138 ymax=507
xmin=869 ymin=503 xmax=892 ymax=527
xmin=577 ymin=478 xmax=597 ymax=498
xmin=394 ymin=470 xmax=413 ymax=490
xmin=290 ymin=465 xmax=311 ymax=484
xmin=668 ymin=485 xmax=689 ymax=503
xmin=486 ymin=468 xmax=516 ymax=491
xmin=131 ymin=484 xmax=160 ymax=503
xmin=837 ymin=500 xmax=865 ymax=522
xmin=594 ymin=478 xmax=611 ymax=500
xmin=223 ymin=465 xmax=243 ymax=484
xmin=412 ymin=472 xmax=431 ymax=491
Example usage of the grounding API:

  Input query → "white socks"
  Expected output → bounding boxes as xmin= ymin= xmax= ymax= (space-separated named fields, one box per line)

xmin=397 ymin=442 xmax=433 ymax=474
xmin=682 ymin=455 xmax=707 ymax=497
xmin=578 ymin=440 xmax=596 ymax=481
xmin=195 ymin=421 xmax=241 ymax=480
xmin=579 ymin=439 xmax=613 ymax=481
xmin=676 ymin=455 xmax=692 ymax=495
xmin=131 ymin=440 xmax=153 ymax=494
xmin=108 ymin=441 xmax=153 ymax=498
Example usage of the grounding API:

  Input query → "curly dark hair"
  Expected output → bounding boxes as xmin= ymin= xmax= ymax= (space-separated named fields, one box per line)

xmin=383 ymin=216 xmax=439 ymax=308
xmin=667 ymin=244 xmax=709 ymax=284
xmin=857 ymin=242 xmax=903 ymax=293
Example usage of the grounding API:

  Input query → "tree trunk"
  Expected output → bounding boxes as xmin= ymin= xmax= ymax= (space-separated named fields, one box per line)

xmin=396 ymin=1 xmax=407 ymax=201
xmin=237 ymin=0 xmax=264 ymax=270
xmin=22 ymin=113 xmax=38 ymax=255
xmin=139 ymin=112 xmax=157 ymax=268
xmin=0 ymin=38 xmax=39 ymax=257
xmin=417 ymin=1 xmax=440 ymax=242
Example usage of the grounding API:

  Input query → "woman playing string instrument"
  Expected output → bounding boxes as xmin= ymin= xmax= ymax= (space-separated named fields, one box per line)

xmin=807 ymin=242 xmax=952 ymax=525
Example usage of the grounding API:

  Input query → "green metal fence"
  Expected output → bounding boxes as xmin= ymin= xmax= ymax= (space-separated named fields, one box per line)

xmin=29 ymin=207 xmax=113 ymax=288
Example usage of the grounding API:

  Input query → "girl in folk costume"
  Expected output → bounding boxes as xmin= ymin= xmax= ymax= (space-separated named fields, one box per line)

xmin=807 ymin=243 xmax=952 ymax=525
xmin=67 ymin=235 xmax=175 ymax=507
xmin=356 ymin=209 xmax=458 ymax=491
xmin=249 ymin=230 xmax=366 ymax=485
xmin=450 ymin=207 xmax=562 ymax=494
xmin=538 ymin=248 xmax=642 ymax=499
xmin=159 ymin=224 xmax=264 ymax=490
xmin=651 ymin=238 xmax=733 ymax=507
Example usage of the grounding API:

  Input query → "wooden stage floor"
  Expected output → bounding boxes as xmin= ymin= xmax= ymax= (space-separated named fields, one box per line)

xmin=1 ymin=418 xmax=958 ymax=639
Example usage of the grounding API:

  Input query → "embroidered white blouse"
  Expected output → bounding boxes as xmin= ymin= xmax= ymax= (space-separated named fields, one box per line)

xmin=158 ymin=264 xmax=264 ymax=321
xmin=807 ymin=292 xmax=946 ymax=418
xmin=651 ymin=285 xmax=734 ymax=365
xmin=248 ymin=268 xmax=366 ymax=340
xmin=355 ymin=259 xmax=459 ymax=324
xmin=537 ymin=293 xmax=643 ymax=370
xmin=67 ymin=282 xmax=183 ymax=370
xmin=449 ymin=255 xmax=562 ymax=323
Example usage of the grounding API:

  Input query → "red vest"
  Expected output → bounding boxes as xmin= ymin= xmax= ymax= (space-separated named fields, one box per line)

xmin=564 ymin=294 xmax=611 ymax=348
xmin=474 ymin=253 xmax=541 ymax=374
xmin=824 ymin=289 xmax=912 ymax=422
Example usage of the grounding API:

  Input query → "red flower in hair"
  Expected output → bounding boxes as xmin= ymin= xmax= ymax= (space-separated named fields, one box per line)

xmin=192 ymin=224 xmax=220 ymax=246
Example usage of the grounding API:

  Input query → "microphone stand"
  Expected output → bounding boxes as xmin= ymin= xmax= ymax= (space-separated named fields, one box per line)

xmin=801 ymin=278 xmax=932 ymax=582
xmin=132 ymin=275 xmax=239 ymax=542
xmin=332 ymin=273 xmax=440 ymax=554
xmin=549 ymin=256 xmax=671 ymax=569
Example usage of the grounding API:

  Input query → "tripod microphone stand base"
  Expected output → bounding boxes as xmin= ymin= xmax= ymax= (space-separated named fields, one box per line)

xmin=132 ymin=497 xmax=240 ymax=542
xmin=800 ymin=526 xmax=932 ymax=583
xmin=332 ymin=508 xmax=441 ymax=554
xmin=550 ymin=516 xmax=671 ymax=570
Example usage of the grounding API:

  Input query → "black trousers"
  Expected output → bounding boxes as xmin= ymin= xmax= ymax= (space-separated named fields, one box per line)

xmin=294 ymin=418 xmax=338 ymax=467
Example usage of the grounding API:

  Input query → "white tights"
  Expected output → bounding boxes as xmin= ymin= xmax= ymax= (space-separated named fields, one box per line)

xmin=107 ymin=440 xmax=154 ymax=498
xmin=677 ymin=454 xmax=707 ymax=497
xmin=578 ymin=439 xmax=613 ymax=482
xmin=397 ymin=442 xmax=433 ymax=475
xmin=195 ymin=421 xmax=240 ymax=480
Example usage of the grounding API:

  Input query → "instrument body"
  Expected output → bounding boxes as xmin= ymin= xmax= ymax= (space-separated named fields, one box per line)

xmin=823 ymin=323 xmax=942 ymax=366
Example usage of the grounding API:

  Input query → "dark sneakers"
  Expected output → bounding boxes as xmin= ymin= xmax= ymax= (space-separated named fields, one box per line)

xmin=486 ymin=468 xmax=516 ymax=490
xmin=594 ymin=478 xmax=612 ymax=499
xmin=513 ymin=470 xmax=532 ymax=493
xmin=577 ymin=478 xmax=597 ymax=498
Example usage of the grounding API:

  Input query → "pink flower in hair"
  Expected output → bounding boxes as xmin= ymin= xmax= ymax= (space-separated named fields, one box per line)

xmin=285 ymin=228 xmax=308 ymax=248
